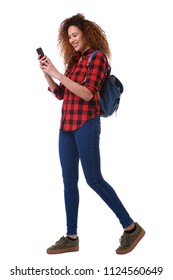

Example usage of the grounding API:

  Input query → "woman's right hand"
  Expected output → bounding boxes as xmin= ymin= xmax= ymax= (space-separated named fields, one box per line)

xmin=38 ymin=55 xmax=50 ymax=78
xmin=38 ymin=55 xmax=59 ymax=92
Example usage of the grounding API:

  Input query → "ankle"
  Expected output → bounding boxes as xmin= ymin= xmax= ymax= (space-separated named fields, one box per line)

xmin=124 ymin=222 xmax=136 ymax=232
xmin=67 ymin=235 xmax=78 ymax=240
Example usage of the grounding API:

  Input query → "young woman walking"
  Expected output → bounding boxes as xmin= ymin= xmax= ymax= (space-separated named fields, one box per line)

xmin=38 ymin=13 xmax=145 ymax=255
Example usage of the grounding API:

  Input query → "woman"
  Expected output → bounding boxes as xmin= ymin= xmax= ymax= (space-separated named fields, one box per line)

xmin=38 ymin=13 xmax=145 ymax=254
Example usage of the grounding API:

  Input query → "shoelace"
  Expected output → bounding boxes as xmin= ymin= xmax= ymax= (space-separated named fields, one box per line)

xmin=119 ymin=235 xmax=129 ymax=246
xmin=55 ymin=236 xmax=66 ymax=245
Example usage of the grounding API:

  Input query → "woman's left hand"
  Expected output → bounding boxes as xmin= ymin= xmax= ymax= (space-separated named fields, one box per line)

xmin=40 ymin=56 xmax=61 ymax=80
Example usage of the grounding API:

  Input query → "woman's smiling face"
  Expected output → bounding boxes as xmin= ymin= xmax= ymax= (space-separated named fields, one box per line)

xmin=68 ymin=25 xmax=90 ymax=53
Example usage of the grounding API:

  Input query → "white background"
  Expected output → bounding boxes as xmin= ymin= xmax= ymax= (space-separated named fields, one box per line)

xmin=0 ymin=0 xmax=173 ymax=279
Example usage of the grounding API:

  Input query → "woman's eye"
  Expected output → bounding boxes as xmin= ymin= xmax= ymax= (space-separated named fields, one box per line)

xmin=68 ymin=33 xmax=78 ymax=40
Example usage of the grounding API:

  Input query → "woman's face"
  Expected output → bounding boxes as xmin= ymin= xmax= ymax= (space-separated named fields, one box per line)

xmin=68 ymin=25 xmax=90 ymax=53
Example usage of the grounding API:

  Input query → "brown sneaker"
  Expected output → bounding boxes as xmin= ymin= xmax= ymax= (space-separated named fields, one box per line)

xmin=116 ymin=222 xmax=145 ymax=254
xmin=47 ymin=236 xmax=79 ymax=254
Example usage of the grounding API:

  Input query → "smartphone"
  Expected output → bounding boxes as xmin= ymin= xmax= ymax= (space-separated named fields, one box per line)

xmin=36 ymin=47 xmax=44 ymax=58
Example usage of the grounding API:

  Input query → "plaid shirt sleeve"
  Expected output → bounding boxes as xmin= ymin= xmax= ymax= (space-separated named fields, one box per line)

xmin=48 ymin=84 xmax=64 ymax=100
xmin=84 ymin=51 xmax=107 ymax=94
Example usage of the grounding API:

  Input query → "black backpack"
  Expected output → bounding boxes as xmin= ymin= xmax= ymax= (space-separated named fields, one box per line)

xmin=88 ymin=50 xmax=124 ymax=117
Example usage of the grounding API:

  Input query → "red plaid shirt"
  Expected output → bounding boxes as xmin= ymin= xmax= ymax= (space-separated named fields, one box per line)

xmin=49 ymin=49 xmax=107 ymax=131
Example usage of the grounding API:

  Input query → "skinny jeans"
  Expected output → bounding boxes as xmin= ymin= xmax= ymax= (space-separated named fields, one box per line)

xmin=59 ymin=116 xmax=133 ymax=235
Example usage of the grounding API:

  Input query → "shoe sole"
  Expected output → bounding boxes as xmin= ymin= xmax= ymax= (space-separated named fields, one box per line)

xmin=47 ymin=246 xmax=79 ymax=254
xmin=116 ymin=229 xmax=145 ymax=255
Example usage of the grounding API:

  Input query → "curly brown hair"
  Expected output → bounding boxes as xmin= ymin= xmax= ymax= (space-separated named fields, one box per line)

xmin=58 ymin=13 xmax=111 ymax=70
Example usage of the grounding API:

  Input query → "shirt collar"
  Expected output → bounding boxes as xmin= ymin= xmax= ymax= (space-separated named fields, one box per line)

xmin=74 ymin=48 xmax=93 ymax=61
xmin=82 ymin=48 xmax=93 ymax=56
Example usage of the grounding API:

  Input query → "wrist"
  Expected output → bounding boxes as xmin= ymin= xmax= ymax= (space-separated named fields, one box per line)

xmin=44 ymin=72 xmax=50 ymax=79
xmin=56 ymin=72 xmax=62 ymax=81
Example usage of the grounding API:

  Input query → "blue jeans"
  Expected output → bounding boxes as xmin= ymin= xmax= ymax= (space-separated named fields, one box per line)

xmin=59 ymin=116 xmax=133 ymax=235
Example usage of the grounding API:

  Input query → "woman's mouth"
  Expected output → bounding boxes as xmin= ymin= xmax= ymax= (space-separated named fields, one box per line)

xmin=73 ymin=43 xmax=78 ymax=49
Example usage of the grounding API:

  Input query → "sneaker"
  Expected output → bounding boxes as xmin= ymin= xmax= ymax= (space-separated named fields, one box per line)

xmin=47 ymin=236 xmax=79 ymax=254
xmin=116 ymin=222 xmax=145 ymax=254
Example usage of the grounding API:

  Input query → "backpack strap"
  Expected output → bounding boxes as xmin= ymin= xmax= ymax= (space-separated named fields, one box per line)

xmin=87 ymin=50 xmax=101 ymax=65
xmin=87 ymin=50 xmax=111 ymax=75
xmin=81 ymin=50 xmax=110 ymax=85
xmin=88 ymin=50 xmax=124 ymax=94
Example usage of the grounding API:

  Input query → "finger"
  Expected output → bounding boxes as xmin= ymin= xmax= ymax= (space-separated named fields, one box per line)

xmin=40 ymin=63 xmax=47 ymax=68
xmin=38 ymin=54 xmax=42 ymax=60
xmin=40 ymin=61 xmax=46 ymax=67
xmin=46 ymin=57 xmax=51 ymax=63
xmin=38 ymin=55 xmax=47 ymax=62
xmin=45 ymin=57 xmax=53 ymax=66
xmin=41 ymin=55 xmax=47 ymax=61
